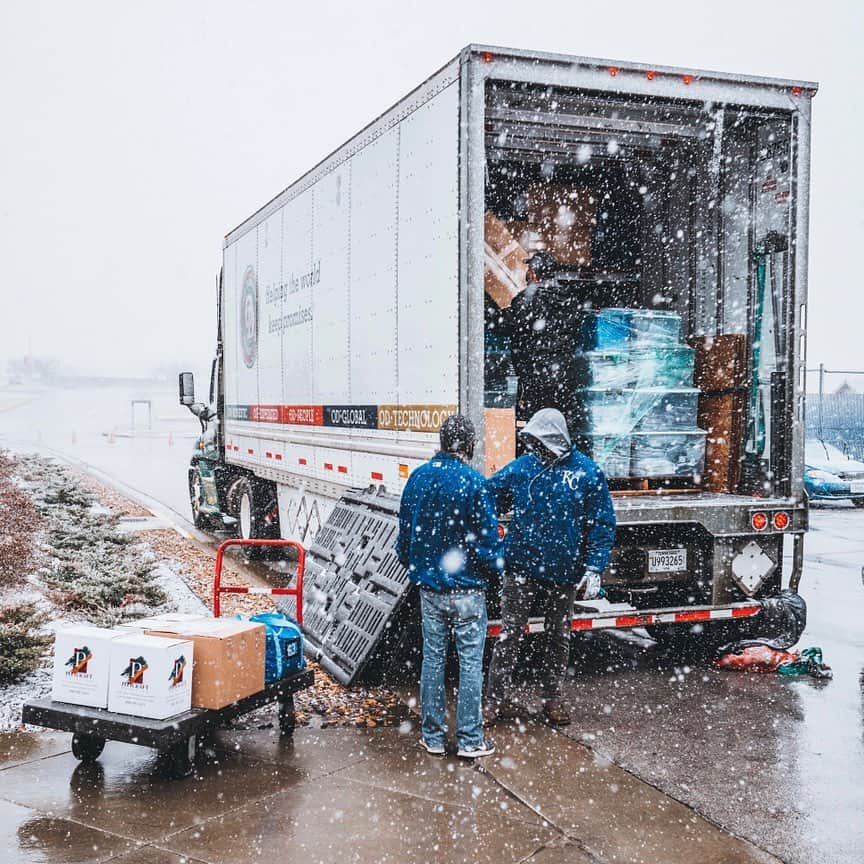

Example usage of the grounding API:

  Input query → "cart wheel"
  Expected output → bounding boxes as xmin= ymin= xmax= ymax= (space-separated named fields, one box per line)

xmin=278 ymin=695 xmax=296 ymax=737
xmin=71 ymin=733 xmax=105 ymax=762
xmin=163 ymin=736 xmax=196 ymax=778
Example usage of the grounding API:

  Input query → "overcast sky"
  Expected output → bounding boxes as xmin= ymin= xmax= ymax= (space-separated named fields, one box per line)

xmin=1 ymin=0 xmax=860 ymax=382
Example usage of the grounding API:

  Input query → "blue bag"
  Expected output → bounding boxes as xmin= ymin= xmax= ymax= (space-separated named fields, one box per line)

xmin=249 ymin=612 xmax=305 ymax=682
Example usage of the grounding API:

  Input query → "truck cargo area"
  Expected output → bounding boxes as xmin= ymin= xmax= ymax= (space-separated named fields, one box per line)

xmin=482 ymin=77 xmax=798 ymax=509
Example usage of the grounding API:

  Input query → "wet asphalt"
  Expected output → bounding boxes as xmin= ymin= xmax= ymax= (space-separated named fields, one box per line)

xmin=1 ymin=386 xmax=863 ymax=862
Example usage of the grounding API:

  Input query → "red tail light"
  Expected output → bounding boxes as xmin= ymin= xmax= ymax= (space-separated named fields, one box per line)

xmin=773 ymin=512 xmax=790 ymax=531
xmin=751 ymin=512 xmax=768 ymax=531
xmin=497 ymin=524 xmax=506 ymax=540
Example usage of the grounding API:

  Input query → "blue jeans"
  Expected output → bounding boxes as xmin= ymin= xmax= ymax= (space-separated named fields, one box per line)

xmin=419 ymin=588 xmax=487 ymax=751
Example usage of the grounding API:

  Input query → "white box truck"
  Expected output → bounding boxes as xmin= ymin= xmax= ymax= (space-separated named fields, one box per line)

xmin=180 ymin=45 xmax=815 ymax=651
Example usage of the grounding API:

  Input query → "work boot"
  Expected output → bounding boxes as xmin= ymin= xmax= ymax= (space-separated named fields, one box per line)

xmin=542 ymin=698 xmax=571 ymax=727
xmin=483 ymin=700 xmax=522 ymax=726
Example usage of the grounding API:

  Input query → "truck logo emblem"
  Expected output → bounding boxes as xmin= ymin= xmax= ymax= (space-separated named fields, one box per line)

xmin=240 ymin=265 xmax=258 ymax=368
xmin=65 ymin=646 xmax=93 ymax=675
xmin=121 ymin=656 xmax=148 ymax=685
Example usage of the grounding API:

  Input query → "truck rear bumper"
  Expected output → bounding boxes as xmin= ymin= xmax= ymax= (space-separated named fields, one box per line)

xmin=486 ymin=601 xmax=761 ymax=637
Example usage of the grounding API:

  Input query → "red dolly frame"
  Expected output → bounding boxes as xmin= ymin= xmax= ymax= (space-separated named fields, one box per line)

xmin=213 ymin=539 xmax=305 ymax=625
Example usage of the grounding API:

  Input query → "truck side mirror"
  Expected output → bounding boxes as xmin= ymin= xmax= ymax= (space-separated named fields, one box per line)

xmin=179 ymin=372 xmax=195 ymax=407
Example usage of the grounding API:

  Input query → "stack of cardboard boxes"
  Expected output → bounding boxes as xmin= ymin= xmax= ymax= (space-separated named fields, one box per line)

xmin=51 ymin=615 xmax=266 ymax=720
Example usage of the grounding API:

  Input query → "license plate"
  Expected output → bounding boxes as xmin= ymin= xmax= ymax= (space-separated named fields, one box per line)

xmin=647 ymin=549 xmax=687 ymax=573
xmin=851 ymin=481 xmax=864 ymax=494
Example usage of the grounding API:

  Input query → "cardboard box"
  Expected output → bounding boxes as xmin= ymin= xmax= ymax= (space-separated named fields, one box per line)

xmin=523 ymin=183 xmax=595 ymax=267
xmin=116 ymin=613 xmax=210 ymax=631
xmin=484 ymin=211 xmax=528 ymax=309
xmin=52 ymin=625 xmax=127 ymax=708
xmin=691 ymin=335 xmax=748 ymax=493
xmin=107 ymin=633 xmax=194 ymax=720
xmin=484 ymin=407 xmax=516 ymax=476
xmin=146 ymin=619 xmax=265 ymax=710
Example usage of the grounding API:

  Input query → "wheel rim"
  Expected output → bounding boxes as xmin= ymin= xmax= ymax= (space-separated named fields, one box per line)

xmin=239 ymin=491 xmax=253 ymax=539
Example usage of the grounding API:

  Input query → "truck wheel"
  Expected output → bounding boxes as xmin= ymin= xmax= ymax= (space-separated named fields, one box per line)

xmin=229 ymin=476 xmax=279 ymax=557
xmin=230 ymin=477 xmax=263 ymax=542
xmin=71 ymin=733 xmax=105 ymax=762
xmin=188 ymin=467 xmax=209 ymax=529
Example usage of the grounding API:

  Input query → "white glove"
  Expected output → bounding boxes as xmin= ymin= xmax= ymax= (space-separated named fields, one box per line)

xmin=575 ymin=570 xmax=602 ymax=601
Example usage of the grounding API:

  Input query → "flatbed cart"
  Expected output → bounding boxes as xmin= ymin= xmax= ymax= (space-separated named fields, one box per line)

xmin=22 ymin=538 xmax=312 ymax=777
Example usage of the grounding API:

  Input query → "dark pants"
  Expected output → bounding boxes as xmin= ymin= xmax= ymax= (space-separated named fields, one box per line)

xmin=486 ymin=574 xmax=576 ymax=703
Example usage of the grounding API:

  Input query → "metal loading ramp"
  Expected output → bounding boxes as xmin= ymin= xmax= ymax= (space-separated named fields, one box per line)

xmin=279 ymin=487 xmax=417 ymax=686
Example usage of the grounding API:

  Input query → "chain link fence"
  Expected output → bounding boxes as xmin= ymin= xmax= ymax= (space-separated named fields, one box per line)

xmin=805 ymin=366 xmax=864 ymax=460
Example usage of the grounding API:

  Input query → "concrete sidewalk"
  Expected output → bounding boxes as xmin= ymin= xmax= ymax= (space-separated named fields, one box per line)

xmin=0 ymin=721 xmax=778 ymax=864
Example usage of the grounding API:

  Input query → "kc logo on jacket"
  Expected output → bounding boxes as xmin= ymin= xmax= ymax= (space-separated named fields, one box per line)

xmin=65 ymin=646 xmax=93 ymax=676
xmin=240 ymin=265 xmax=258 ymax=368
xmin=121 ymin=656 xmax=148 ymax=687
xmin=561 ymin=469 xmax=586 ymax=490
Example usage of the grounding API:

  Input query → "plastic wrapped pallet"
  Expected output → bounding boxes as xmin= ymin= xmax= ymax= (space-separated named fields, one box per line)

xmin=578 ymin=308 xmax=683 ymax=351
xmin=629 ymin=310 xmax=681 ymax=346
xmin=631 ymin=346 xmax=695 ymax=388
xmin=631 ymin=431 xmax=706 ymax=477
xmin=577 ymin=433 xmax=631 ymax=478
xmin=572 ymin=388 xmax=700 ymax=434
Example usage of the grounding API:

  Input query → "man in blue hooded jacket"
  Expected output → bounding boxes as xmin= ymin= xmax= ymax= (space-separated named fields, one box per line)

xmin=485 ymin=408 xmax=616 ymax=726
xmin=396 ymin=414 xmax=502 ymax=758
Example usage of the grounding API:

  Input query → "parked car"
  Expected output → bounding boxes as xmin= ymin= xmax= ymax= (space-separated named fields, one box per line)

xmin=804 ymin=439 xmax=864 ymax=506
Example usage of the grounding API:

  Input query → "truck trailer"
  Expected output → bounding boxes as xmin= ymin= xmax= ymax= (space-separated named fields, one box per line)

xmin=180 ymin=45 xmax=815 ymax=676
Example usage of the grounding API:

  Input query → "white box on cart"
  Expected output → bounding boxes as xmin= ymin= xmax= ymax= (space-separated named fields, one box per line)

xmin=107 ymin=634 xmax=194 ymax=720
xmin=51 ymin=625 xmax=128 ymax=708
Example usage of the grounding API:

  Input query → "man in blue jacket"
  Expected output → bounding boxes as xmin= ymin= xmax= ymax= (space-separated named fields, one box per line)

xmin=396 ymin=415 xmax=502 ymax=758
xmin=485 ymin=408 xmax=616 ymax=726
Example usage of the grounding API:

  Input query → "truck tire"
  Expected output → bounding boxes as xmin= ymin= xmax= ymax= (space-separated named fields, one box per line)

xmin=226 ymin=476 xmax=262 ymax=541
xmin=188 ymin=466 xmax=209 ymax=530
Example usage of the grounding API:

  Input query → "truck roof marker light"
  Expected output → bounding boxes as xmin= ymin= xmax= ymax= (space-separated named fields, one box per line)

xmin=773 ymin=511 xmax=790 ymax=531
xmin=751 ymin=512 xmax=768 ymax=531
xmin=482 ymin=52 xmax=494 ymax=64
xmin=338 ymin=465 xmax=348 ymax=474
xmin=608 ymin=66 xmax=619 ymax=77
xmin=274 ymin=454 xmax=282 ymax=461
xmin=682 ymin=74 xmax=694 ymax=85
xmin=371 ymin=471 xmax=383 ymax=481
xmin=298 ymin=457 xmax=307 ymax=465
xmin=324 ymin=463 xmax=333 ymax=471
xmin=791 ymin=86 xmax=802 ymax=97
xmin=247 ymin=448 xmax=254 ymax=455
xmin=645 ymin=70 xmax=657 ymax=81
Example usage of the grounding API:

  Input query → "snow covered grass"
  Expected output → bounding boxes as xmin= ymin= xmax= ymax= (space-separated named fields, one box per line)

xmin=0 ymin=451 xmax=206 ymax=730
